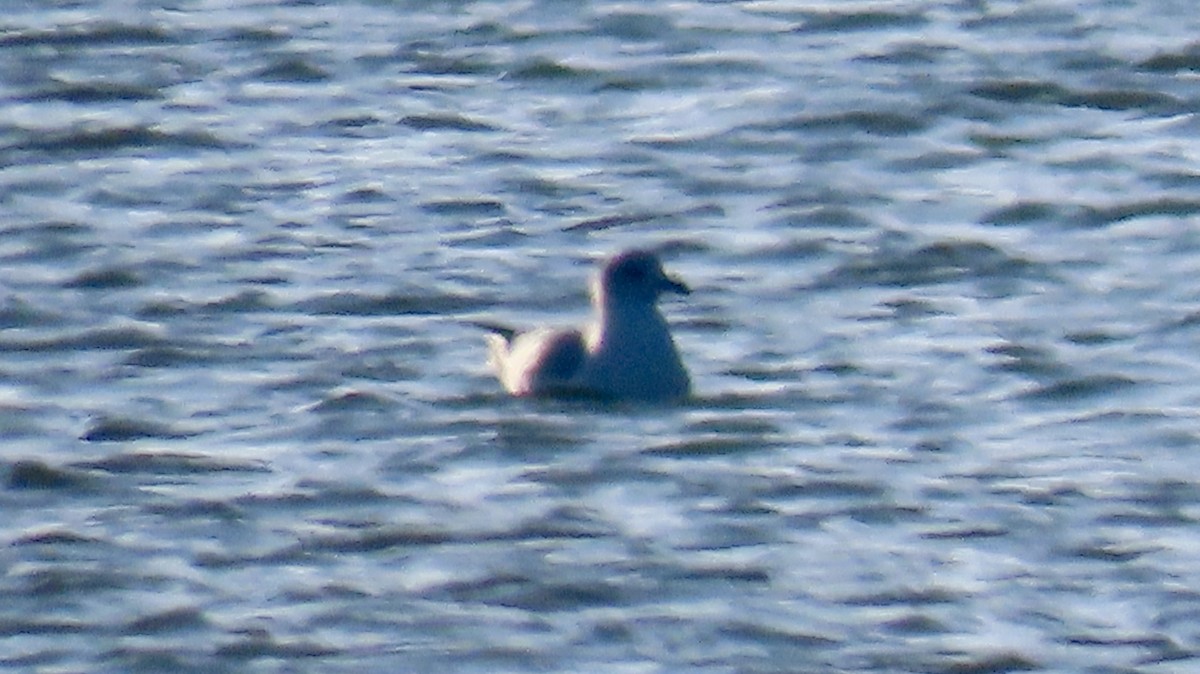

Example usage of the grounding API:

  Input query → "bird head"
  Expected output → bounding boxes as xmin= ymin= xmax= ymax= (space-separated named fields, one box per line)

xmin=594 ymin=249 xmax=690 ymax=307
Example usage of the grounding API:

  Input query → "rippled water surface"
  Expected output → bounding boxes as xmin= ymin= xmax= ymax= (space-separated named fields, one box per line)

xmin=4 ymin=1 xmax=1200 ymax=672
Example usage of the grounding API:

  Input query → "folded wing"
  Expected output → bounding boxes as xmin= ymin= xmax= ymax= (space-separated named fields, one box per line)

xmin=487 ymin=327 xmax=586 ymax=396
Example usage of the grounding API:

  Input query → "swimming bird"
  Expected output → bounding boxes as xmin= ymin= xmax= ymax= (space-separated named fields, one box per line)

xmin=484 ymin=249 xmax=692 ymax=401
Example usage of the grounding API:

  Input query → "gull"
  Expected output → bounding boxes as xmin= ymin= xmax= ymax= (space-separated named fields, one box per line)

xmin=484 ymin=249 xmax=692 ymax=401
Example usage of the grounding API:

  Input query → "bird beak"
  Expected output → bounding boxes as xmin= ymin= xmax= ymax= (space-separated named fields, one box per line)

xmin=662 ymin=274 xmax=690 ymax=296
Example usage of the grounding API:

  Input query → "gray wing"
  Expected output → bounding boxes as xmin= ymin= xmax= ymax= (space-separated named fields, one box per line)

xmin=484 ymin=325 xmax=587 ymax=396
xmin=529 ymin=329 xmax=586 ymax=385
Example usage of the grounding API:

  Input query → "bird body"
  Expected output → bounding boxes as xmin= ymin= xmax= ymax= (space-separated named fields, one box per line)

xmin=485 ymin=249 xmax=691 ymax=401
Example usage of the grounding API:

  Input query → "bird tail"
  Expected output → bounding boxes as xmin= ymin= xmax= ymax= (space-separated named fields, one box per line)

xmin=470 ymin=321 xmax=519 ymax=381
xmin=468 ymin=320 xmax=518 ymax=343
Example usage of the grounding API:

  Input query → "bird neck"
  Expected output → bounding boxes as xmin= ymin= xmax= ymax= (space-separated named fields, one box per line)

xmin=591 ymin=293 xmax=669 ymax=347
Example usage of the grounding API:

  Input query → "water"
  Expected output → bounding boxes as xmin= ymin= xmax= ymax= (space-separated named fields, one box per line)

xmin=3 ymin=1 xmax=1200 ymax=671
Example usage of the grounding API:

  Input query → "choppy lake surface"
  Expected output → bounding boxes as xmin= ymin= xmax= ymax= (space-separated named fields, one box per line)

xmin=4 ymin=1 xmax=1200 ymax=672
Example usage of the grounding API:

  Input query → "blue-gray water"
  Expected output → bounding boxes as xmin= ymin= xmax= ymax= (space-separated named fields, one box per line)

xmin=3 ymin=1 xmax=1200 ymax=672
